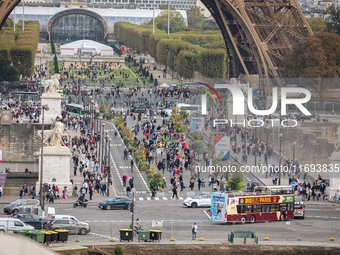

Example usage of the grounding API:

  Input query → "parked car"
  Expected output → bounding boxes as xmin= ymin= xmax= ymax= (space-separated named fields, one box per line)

xmin=0 ymin=218 xmax=34 ymax=233
xmin=130 ymin=105 xmax=147 ymax=113
xmin=4 ymin=199 xmax=40 ymax=214
xmin=98 ymin=196 xmax=133 ymax=210
xmin=47 ymin=217 xmax=90 ymax=235
xmin=183 ymin=194 xmax=211 ymax=208
xmin=246 ymin=181 xmax=261 ymax=192
xmin=9 ymin=213 xmax=49 ymax=229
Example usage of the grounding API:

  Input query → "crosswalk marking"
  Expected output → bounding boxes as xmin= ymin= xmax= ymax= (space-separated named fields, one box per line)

xmin=154 ymin=197 xmax=159 ymax=200
xmin=138 ymin=197 xmax=144 ymax=201
xmin=179 ymin=197 xmax=183 ymax=200
xmin=146 ymin=197 xmax=151 ymax=200
xmin=162 ymin=197 xmax=168 ymax=200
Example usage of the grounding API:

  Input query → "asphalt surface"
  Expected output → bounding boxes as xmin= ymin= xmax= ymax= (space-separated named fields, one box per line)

xmin=1 ymin=201 xmax=340 ymax=242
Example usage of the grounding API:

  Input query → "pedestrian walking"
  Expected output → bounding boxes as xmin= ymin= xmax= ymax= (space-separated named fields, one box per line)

xmin=192 ymin=223 xmax=197 ymax=240
xmin=89 ymin=185 xmax=93 ymax=200
xmin=172 ymin=184 xmax=178 ymax=199
xmin=0 ymin=185 xmax=2 ymax=198
xmin=123 ymin=174 xmax=127 ymax=187
xmin=126 ymin=185 xmax=131 ymax=198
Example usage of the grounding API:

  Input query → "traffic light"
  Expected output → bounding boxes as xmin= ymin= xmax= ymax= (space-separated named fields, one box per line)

xmin=60 ymin=90 xmax=63 ymax=96
xmin=38 ymin=81 xmax=41 ymax=85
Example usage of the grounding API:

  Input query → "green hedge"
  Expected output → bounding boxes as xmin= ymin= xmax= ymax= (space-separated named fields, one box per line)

xmin=114 ymin=22 xmax=227 ymax=78
xmin=0 ymin=20 xmax=39 ymax=77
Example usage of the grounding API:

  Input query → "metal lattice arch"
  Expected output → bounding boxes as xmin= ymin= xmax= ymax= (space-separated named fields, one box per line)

xmin=200 ymin=0 xmax=313 ymax=82
xmin=47 ymin=9 xmax=108 ymax=38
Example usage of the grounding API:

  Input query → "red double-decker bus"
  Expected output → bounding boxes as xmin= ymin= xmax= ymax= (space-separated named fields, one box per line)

xmin=211 ymin=186 xmax=295 ymax=223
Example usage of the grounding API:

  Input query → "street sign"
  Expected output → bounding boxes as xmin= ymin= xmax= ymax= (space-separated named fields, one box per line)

xmin=279 ymin=156 xmax=282 ymax=159
xmin=131 ymin=188 xmax=136 ymax=193
xmin=104 ymin=156 xmax=108 ymax=159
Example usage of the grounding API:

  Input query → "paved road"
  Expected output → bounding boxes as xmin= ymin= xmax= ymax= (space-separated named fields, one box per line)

xmin=103 ymin=121 xmax=151 ymax=197
xmin=1 ymin=201 xmax=339 ymax=242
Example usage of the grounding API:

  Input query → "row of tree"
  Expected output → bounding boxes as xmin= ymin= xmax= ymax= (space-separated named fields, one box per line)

xmin=114 ymin=22 xmax=227 ymax=79
xmin=0 ymin=20 xmax=39 ymax=80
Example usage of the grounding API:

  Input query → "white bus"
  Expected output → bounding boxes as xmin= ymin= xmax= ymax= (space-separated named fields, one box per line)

xmin=65 ymin=104 xmax=84 ymax=116
xmin=164 ymin=103 xmax=202 ymax=116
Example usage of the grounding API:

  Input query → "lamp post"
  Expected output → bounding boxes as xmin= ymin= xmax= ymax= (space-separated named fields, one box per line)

xmin=90 ymin=99 xmax=94 ymax=133
xmin=101 ymin=123 xmax=105 ymax=172
xmin=39 ymin=104 xmax=49 ymax=215
xmin=105 ymin=131 xmax=109 ymax=172
xmin=254 ymin=127 xmax=257 ymax=169
xmin=292 ymin=141 xmax=296 ymax=175
xmin=192 ymin=64 xmax=195 ymax=82
xmin=172 ymin=52 xmax=174 ymax=81
xmin=165 ymin=49 xmax=168 ymax=73
xmin=98 ymin=117 xmax=102 ymax=161
xmin=180 ymin=56 xmax=183 ymax=80
xmin=266 ymin=126 xmax=269 ymax=179
xmin=107 ymin=138 xmax=111 ymax=197
xmin=279 ymin=133 xmax=283 ymax=185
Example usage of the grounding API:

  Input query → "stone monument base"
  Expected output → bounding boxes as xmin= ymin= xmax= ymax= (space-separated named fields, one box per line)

xmin=40 ymin=93 xmax=61 ymax=125
xmin=35 ymin=146 xmax=72 ymax=194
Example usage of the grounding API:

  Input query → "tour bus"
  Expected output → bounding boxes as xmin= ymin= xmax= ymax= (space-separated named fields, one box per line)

xmin=65 ymin=104 xmax=84 ymax=116
xmin=164 ymin=103 xmax=202 ymax=116
xmin=210 ymin=186 xmax=295 ymax=223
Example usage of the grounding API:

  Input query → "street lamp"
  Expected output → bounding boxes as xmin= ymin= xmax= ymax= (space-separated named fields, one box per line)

xmin=279 ymin=133 xmax=283 ymax=185
xmin=39 ymin=104 xmax=49 ymax=215
xmin=172 ymin=52 xmax=174 ymax=81
xmin=101 ymin=123 xmax=105 ymax=172
xmin=192 ymin=64 xmax=195 ymax=82
xmin=165 ymin=49 xmax=168 ymax=74
xmin=105 ymin=131 xmax=109 ymax=172
xmin=266 ymin=126 xmax=270 ymax=179
xmin=107 ymin=138 xmax=111 ymax=197
xmin=292 ymin=141 xmax=296 ymax=176
xmin=180 ymin=56 xmax=183 ymax=80
xmin=98 ymin=116 xmax=102 ymax=160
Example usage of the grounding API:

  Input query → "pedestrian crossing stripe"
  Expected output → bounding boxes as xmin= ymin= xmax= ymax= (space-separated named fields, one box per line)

xmin=135 ymin=197 xmax=184 ymax=201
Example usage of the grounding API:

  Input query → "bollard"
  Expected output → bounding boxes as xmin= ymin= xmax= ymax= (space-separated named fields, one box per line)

xmin=171 ymin=222 xmax=173 ymax=239
xmin=233 ymin=222 xmax=235 ymax=232
xmin=263 ymin=221 xmax=270 ymax=241
xmin=297 ymin=222 xmax=301 ymax=241
xmin=330 ymin=221 xmax=335 ymax=241
xmin=111 ymin=222 xmax=113 ymax=239
xmin=200 ymin=221 xmax=202 ymax=239
xmin=75 ymin=223 xmax=79 ymax=242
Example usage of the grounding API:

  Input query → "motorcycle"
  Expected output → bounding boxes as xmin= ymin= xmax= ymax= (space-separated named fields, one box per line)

xmin=73 ymin=199 xmax=88 ymax=208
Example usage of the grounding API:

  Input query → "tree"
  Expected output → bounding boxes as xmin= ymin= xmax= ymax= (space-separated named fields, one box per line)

xmin=0 ymin=55 xmax=20 ymax=82
xmin=227 ymin=168 xmax=244 ymax=191
xmin=284 ymin=32 xmax=340 ymax=97
xmin=154 ymin=10 xmax=186 ymax=33
xmin=201 ymin=19 xmax=219 ymax=32
xmin=307 ymin=17 xmax=327 ymax=34
xmin=187 ymin=6 xmax=205 ymax=29
xmin=51 ymin=37 xmax=56 ymax=55
xmin=53 ymin=54 xmax=59 ymax=74
xmin=326 ymin=4 xmax=340 ymax=34
xmin=149 ymin=73 xmax=154 ymax=82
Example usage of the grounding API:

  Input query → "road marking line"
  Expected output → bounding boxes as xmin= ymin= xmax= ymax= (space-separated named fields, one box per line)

xmin=203 ymin=210 xmax=211 ymax=219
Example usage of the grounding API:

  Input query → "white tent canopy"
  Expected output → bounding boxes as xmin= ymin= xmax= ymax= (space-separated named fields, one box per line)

xmin=160 ymin=83 xmax=169 ymax=88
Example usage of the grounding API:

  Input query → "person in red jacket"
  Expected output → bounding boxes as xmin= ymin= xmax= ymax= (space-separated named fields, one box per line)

xmin=122 ymin=174 xmax=127 ymax=187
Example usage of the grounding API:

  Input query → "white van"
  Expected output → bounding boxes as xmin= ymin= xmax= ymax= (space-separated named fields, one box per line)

xmin=0 ymin=218 xmax=34 ymax=233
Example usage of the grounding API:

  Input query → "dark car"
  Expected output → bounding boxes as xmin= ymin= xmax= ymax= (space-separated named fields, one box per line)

xmin=10 ymin=213 xmax=49 ymax=229
xmin=98 ymin=196 xmax=133 ymax=210
xmin=4 ymin=199 xmax=40 ymax=214
xmin=247 ymin=181 xmax=261 ymax=192
xmin=130 ymin=105 xmax=147 ymax=113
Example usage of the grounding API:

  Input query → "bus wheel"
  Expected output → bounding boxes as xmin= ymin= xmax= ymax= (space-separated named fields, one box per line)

xmin=280 ymin=214 xmax=285 ymax=221
xmin=240 ymin=216 xmax=247 ymax=224
xmin=249 ymin=215 xmax=256 ymax=223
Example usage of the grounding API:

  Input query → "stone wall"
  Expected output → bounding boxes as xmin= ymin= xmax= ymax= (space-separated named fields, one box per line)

xmin=254 ymin=122 xmax=339 ymax=165
xmin=0 ymin=123 xmax=47 ymax=162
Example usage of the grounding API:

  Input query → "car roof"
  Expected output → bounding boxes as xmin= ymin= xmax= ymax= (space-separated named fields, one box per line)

xmin=52 ymin=215 xmax=75 ymax=218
